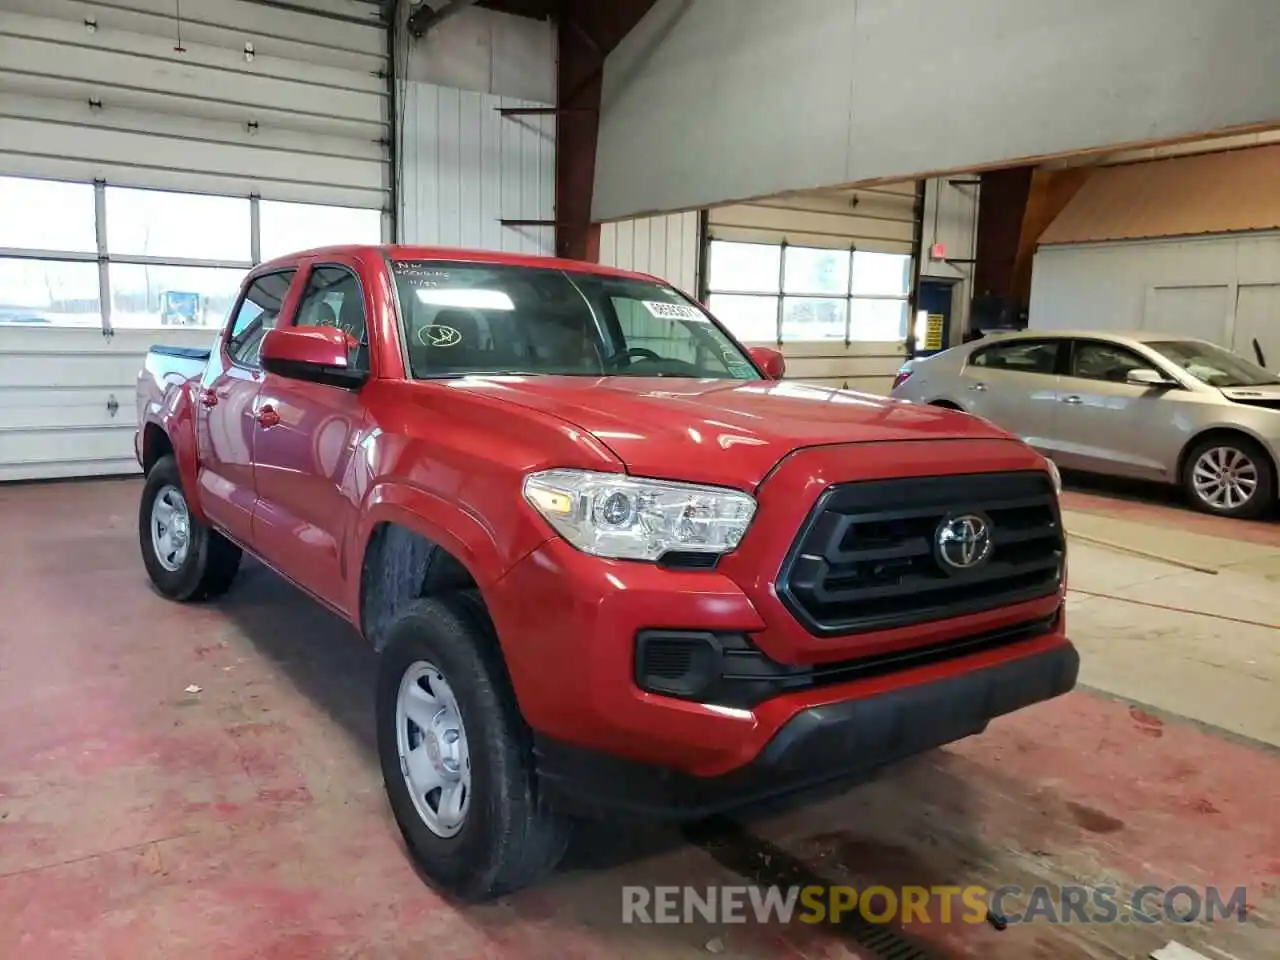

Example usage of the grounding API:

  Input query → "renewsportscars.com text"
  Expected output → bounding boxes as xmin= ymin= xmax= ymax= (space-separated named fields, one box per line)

xmin=622 ymin=884 xmax=1248 ymax=926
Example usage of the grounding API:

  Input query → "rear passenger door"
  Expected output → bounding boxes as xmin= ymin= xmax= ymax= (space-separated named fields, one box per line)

xmin=960 ymin=339 xmax=1064 ymax=452
xmin=195 ymin=269 xmax=297 ymax=545
xmin=251 ymin=260 xmax=373 ymax=609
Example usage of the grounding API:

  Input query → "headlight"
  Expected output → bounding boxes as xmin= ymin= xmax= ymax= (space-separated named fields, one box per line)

xmin=523 ymin=469 xmax=757 ymax=562
xmin=1045 ymin=458 xmax=1063 ymax=497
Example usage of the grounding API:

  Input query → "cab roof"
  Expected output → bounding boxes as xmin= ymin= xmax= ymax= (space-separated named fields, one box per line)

xmin=255 ymin=244 xmax=664 ymax=286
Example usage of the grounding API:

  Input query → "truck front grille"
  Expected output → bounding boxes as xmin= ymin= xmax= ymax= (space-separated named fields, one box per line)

xmin=778 ymin=471 xmax=1064 ymax=636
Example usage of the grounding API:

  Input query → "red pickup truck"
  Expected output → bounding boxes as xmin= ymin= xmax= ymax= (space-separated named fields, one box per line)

xmin=135 ymin=245 xmax=1077 ymax=899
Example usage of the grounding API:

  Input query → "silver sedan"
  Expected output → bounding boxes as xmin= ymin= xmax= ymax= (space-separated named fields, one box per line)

xmin=891 ymin=330 xmax=1280 ymax=519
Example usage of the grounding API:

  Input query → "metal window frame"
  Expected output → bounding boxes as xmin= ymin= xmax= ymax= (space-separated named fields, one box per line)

xmin=704 ymin=238 xmax=911 ymax=344
xmin=0 ymin=174 xmax=378 ymax=336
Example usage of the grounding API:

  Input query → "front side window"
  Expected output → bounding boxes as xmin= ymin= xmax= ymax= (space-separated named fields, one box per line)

xmin=391 ymin=261 xmax=760 ymax=381
xmin=970 ymin=340 xmax=1061 ymax=375
xmin=1069 ymin=341 xmax=1150 ymax=383
xmin=226 ymin=271 xmax=296 ymax=368
xmin=1147 ymin=339 xmax=1280 ymax=388
xmin=295 ymin=265 xmax=368 ymax=369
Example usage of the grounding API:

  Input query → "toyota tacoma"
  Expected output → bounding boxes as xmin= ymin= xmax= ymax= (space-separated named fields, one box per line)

xmin=135 ymin=245 xmax=1078 ymax=900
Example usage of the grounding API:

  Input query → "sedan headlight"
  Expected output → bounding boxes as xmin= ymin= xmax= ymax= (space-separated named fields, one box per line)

xmin=523 ymin=469 xmax=757 ymax=562
xmin=1045 ymin=458 xmax=1063 ymax=497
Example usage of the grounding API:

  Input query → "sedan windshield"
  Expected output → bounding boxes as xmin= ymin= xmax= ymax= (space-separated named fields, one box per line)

xmin=390 ymin=260 xmax=760 ymax=381
xmin=1146 ymin=340 xmax=1280 ymax=388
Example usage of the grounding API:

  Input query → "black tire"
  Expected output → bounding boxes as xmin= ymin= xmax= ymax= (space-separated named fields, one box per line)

xmin=1181 ymin=435 xmax=1276 ymax=520
xmin=138 ymin=454 xmax=242 ymax=601
xmin=376 ymin=593 xmax=571 ymax=901
xmin=929 ymin=400 xmax=963 ymax=410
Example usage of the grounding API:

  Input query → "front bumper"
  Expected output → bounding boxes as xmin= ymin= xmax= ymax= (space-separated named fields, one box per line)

xmin=532 ymin=637 xmax=1079 ymax=818
xmin=486 ymin=533 xmax=1072 ymax=783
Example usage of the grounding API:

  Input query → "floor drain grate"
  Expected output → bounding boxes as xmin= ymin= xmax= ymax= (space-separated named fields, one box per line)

xmin=683 ymin=816 xmax=943 ymax=960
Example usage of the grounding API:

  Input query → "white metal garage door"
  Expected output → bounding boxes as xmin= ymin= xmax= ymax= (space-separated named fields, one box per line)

xmin=703 ymin=183 xmax=919 ymax=393
xmin=0 ymin=0 xmax=390 ymax=481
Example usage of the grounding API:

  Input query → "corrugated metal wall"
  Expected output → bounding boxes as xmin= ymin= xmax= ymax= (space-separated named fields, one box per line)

xmin=598 ymin=212 xmax=701 ymax=293
xmin=0 ymin=0 xmax=389 ymax=482
xmin=918 ymin=176 xmax=979 ymax=344
xmin=399 ymin=82 xmax=555 ymax=255
xmin=1029 ymin=232 xmax=1280 ymax=369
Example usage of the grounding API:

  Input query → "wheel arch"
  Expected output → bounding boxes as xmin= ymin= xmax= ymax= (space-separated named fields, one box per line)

xmin=1176 ymin=425 xmax=1279 ymax=485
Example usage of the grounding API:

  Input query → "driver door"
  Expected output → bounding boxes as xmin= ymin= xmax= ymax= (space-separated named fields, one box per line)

xmin=1051 ymin=338 xmax=1171 ymax=479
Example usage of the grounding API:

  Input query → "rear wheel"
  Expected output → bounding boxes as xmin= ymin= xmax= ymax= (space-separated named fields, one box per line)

xmin=138 ymin=454 xmax=241 ymax=600
xmin=376 ymin=594 xmax=571 ymax=900
xmin=1182 ymin=436 xmax=1275 ymax=520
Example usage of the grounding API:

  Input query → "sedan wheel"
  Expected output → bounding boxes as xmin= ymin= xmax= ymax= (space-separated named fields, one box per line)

xmin=1183 ymin=437 xmax=1275 ymax=520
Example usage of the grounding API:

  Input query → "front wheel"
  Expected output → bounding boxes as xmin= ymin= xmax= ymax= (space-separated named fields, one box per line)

xmin=138 ymin=454 xmax=242 ymax=600
xmin=1182 ymin=436 xmax=1275 ymax=520
xmin=376 ymin=594 xmax=570 ymax=900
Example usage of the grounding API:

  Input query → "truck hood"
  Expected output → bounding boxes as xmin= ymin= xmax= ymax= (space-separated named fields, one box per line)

xmin=440 ymin=375 xmax=1018 ymax=489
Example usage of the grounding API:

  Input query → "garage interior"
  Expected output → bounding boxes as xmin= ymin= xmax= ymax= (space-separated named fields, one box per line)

xmin=2 ymin=1 xmax=1279 ymax=959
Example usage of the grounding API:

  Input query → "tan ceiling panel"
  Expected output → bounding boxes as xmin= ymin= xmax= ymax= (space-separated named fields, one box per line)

xmin=1039 ymin=144 xmax=1280 ymax=245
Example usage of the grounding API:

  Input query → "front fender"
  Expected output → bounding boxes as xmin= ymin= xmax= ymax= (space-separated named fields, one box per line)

xmin=348 ymin=480 xmax=550 ymax=611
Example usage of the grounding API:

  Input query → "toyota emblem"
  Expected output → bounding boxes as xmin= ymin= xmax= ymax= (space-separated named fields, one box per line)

xmin=423 ymin=324 xmax=461 ymax=347
xmin=936 ymin=513 xmax=993 ymax=572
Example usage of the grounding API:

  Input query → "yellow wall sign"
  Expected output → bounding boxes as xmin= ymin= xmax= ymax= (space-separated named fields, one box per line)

xmin=924 ymin=313 xmax=945 ymax=351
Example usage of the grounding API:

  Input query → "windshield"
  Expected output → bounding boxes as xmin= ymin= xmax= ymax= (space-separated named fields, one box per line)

xmin=390 ymin=260 xmax=760 ymax=381
xmin=1146 ymin=340 xmax=1280 ymax=388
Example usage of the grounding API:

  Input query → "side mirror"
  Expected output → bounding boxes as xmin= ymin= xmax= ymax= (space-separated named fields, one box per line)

xmin=748 ymin=346 xmax=786 ymax=380
xmin=260 ymin=326 xmax=367 ymax=389
xmin=1126 ymin=367 xmax=1176 ymax=388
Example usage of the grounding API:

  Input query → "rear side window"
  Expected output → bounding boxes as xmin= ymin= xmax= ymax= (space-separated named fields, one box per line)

xmin=226 ymin=270 xmax=295 ymax=368
xmin=970 ymin=339 xmax=1060 ymax=375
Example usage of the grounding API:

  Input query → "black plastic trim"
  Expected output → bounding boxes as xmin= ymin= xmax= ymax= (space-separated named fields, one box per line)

xmin=776 ymin=470 xmax=1064 ymax=637
xmin=537 ymin=639 xmax=1080 ymax=819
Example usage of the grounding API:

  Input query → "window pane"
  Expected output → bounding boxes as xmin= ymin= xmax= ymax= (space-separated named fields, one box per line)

xmin=784 ymin=247 xmax=850 ymax=296
xmin=707 ymin=293 xmax=778 ymax=342
xmin=0 ymin=258 xmax=102 ymax=327
xmin=850 ymin=297 xmax=908 ymax=341
xmin=108 ymin=263 xmax=246 ymax=328
xmin=105 ymin=187 xmax=251 ymax=262
xmin=297 ymin=265 xmax=368 ymax=368
xmin=707 ymin=241 xmax=781 ymax=294
xmin=782 ymin=296 xmax=847 ymax=340
xmin=228 ymin=271 xmax=296 ymax=367
xmin=259 ymin=201 xmax=383 ymax=262
xmin=0 ymin=177 xmax=96 ymax=253
xmin=851 ymin=251 xmax=911 ymax=296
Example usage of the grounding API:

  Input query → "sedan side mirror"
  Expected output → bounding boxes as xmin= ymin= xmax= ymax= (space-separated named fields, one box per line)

xmin=1126 ymin=367 xmax=1177 ymax=388
xmin=261 ymin=326 xmax=368 ymax=389
xmin=748 ymin=346 xmax=786 ymax=380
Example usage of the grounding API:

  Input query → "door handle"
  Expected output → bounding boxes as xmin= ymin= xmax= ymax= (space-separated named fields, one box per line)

xmin=256 ymin=405 xmax=281 ymax=428
xmin=199 ymin=389 xmax=218 ymax=408
xmin=968 ymin=382 xmax=987 ymax=392
xmin=1061 ymin=395 xmax=1082 ymax=405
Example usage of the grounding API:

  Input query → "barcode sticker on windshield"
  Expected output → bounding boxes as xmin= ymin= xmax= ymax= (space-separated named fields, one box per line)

xmin=642 ymin=300 xmax=706 ymax=322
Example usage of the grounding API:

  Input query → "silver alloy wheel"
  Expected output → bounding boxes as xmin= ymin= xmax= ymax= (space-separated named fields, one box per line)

xmin=1192 ymin=445 xmax=1259 ymax=511
xmin=395 ymin=660 xmax=471 ymax=838
xmin=150 ymin=484 xmax=192 ymax=572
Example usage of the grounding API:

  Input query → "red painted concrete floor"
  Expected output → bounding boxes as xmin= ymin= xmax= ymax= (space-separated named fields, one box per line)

xmin=2 ymin=479 xmax=1278 ymax=960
